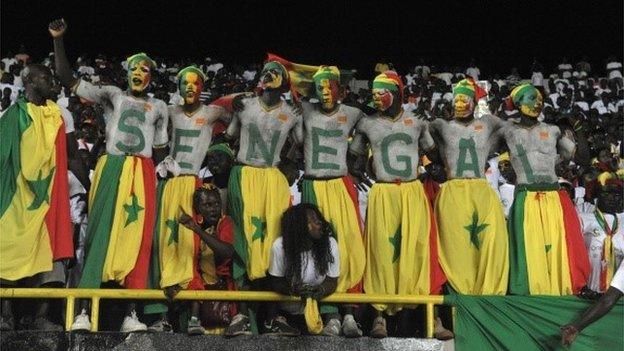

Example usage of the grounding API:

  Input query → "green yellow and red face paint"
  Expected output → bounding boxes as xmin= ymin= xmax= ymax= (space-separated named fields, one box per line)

xmin=260 ymin=61 xmax=289 ymax=91
xmin=313 ymin=66 xmax=341 ymax=111
xmin=177 ymin=66 xmax=206 ymax=105
xmin=452 ymin=78 xmax=486 ymax=118
xmin=371 ymin=71 xmax=404 ymax=112
xmin=509 ymin=84 xmax=543 ymax=118
xmin=126 ymin=53 xmax=156 ymax=93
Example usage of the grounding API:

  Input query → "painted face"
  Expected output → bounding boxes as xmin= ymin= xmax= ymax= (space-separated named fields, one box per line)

xmin=127 ymin=59 xmax=152 ymax=93
xmin=179 ymin=72 xmax=204 ymax=105
xmin=316 ymin=78 xmax=340 ymax=111
xmin=518 ymin=90 xmax=543 ymax=118
xmin=260 ymin=66 xmax=284 ymax=90
xmin=372 ymin=88 xmax=394 ymax=111
xmin=453 ymin=93 xmax=474 ymax=118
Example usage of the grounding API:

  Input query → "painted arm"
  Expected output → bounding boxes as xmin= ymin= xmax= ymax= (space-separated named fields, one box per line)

xmin=48 ymin=19 xmax=78 ymax=89
xmin=179 ymin=212 xmax=234 ymax=264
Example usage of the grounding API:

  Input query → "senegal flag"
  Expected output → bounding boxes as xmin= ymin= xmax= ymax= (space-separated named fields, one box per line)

xmin=0 ymin=97 xmax=73 ymax=281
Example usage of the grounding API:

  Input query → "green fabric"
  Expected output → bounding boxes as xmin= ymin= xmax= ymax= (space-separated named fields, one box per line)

xmin=319 ymin=303 xmax=339 ymax=315
xmin=515 ymin=182 xmax=561 ymax=192
xmin=511 ymin=84 xmax=537 ymax=105
xmin=144 ymin=179 xmax=168 ymax=315
xmin=227 ymin=165 xmax=248 ymax=285
xmin=453 ymin=86 xmax=475 ymax=98
xmin=0 ymin=97 xmax=31 ymax=217
xmin=300 ymin=179 xmax=318 ymax=206
xmin=445 ymin=294 xmax=623 ymax=351
xmin=372 ymin=81 xmax=398 ymax=92
xmin=208 ymin=143 xmax=234 ymax=158
xmin=126 ymin=52 xmax=155 ymax=69
xmin=78 ymin=155 xmax=124 ymax=288
xmin=176 ymin=65 xmax=206 ymax=82
xmin=508 ymin=190 xmax=528 ymax=295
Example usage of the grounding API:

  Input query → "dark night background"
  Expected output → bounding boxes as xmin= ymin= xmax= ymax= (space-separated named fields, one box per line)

xmin=1 ymin=0 xmax=622 ymax=79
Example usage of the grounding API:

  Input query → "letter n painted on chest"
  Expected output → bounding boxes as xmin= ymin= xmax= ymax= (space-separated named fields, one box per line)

xmin=246 ymin=122 xmax=280 ymax=164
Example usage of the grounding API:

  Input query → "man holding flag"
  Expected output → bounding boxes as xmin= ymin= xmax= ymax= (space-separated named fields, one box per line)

xmin=0 ymin=64 xmax=73 ymax=331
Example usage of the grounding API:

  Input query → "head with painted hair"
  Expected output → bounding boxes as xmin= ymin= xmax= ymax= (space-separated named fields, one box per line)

xmin=126 ymin=52 xmax=156 ymax=93
xmin=177 ymin=66 xmax=206 ymax=105
xmin=509 ymin=84 xmax=543 ymax=118
xmin=313 ymin=65 xmax=341 ymax=111
xmin=260 ymin=61 xmax=289 ymax=92
xmin=371 ymin=70 xmax=404 ymax=113
xmin=452 ymin=78 xmax=485 ymax=118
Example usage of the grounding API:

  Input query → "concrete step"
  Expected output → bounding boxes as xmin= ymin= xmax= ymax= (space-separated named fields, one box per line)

xmin=1 ymin=331 xmax=454 ymax=351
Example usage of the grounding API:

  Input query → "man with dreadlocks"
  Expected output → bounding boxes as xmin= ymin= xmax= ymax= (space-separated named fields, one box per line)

xmin=580 ymin=172 xmax=624 ymax=294
xmin=144 ymin=66 xmax=233 ymax=334
xmin=223 ymin=60 xmax=303 ymax=336
xmin=502 ymin=83 xmax=590 ymax=296
xmin=268 ymin=203 xmax=340 ymax=336
xmin=349 ymin=71 xmax=446 ymax=338
xmin=50 ymin=19 xmax=168 ymax=332
xmin=299 ymin=66 xmax=366 ymax=337
xmin=430 ymin=78 xmax=509 ymax=296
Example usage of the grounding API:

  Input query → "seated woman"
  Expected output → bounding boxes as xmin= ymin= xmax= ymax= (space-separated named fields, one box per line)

xmin=267 ymin=203 xmax=342 ymax=336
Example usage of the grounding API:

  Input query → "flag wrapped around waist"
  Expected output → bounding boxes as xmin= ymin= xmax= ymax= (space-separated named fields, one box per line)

xmin=0 ymin=97 xmax=72 ymax=281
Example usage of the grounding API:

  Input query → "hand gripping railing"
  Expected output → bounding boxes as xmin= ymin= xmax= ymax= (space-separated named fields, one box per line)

xmin=0 ymin=289 xmax=444 ymax=337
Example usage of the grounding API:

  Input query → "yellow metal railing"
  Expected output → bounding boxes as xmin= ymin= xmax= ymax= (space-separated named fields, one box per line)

xmin=0 ymin=289 xmax=444 ymax=337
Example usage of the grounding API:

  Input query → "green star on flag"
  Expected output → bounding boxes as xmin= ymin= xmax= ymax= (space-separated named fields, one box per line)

xmin=123 ymin=194 xmax=144 ymax=227
xmin=251 ymin=216 xmax=266 ymax=242
xmin=166 ymin=218 xmax=179 ymax=245
xmin=464 ymin=211 xmax=489 ymax=250
xmin=389 ymin=226 xmax=402 ymax=263
xmin=26 ymin=167 xmax=55 ymax=210
xmin=545 ymin=244 xmax=552 ymax=253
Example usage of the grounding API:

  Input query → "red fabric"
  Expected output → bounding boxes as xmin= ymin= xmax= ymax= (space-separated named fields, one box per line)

xmin=266 ymin=53 xmax=293 ymax=70
xmin=427 ymin=195 xmax=446 ymax=294
xmin=212 ymin=121 xmax=226 ymax=136
xmin=422 ymin=178 xmax=440 ymax=209
xmin=558 ymin=190 xmax=590 ymax=294
xmin=125 ymin=158 xmax=156 ymax=289
xmin=46 ymin=122 xmax=74 ymax=260
xmin=215 ymin=216 xmax=235 ymax=280
xmin=187 ymin=176 xmax=205 ymax=290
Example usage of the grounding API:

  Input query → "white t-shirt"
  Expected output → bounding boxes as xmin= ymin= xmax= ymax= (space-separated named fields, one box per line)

xmin=242 ymin=70 xmax=257 ymax=82
xmin=59 ymin=104 xmax=75 ymax=134
xmin=1 ymin=57 xmax=16 ymax=72
xmin=466 ymin=67 xmax=480 ymax=80
xmin=269 ymin=236 xmax=340 ymax=287
xmin=558 ymin=63 xmax=573 ymax=79
xmin=611 ymin=263 xmax=624 ymax=293
xmin=531 ymin=72 xmax=544 ymax=87
xmin=606 ymin=62 xmax=623 ymax=80
xmin=77 ymin=66 xmax=95 ymax=76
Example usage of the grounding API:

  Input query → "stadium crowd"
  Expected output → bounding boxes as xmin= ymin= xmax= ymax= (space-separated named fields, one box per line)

xmin=0 ymin=19 xmax=622 ymax=345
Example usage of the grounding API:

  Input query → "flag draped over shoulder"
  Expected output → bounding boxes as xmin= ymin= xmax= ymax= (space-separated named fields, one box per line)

xmin=266 ymin=53 xmax=354 ymax=99
xmin=0 ymin=97 xmax=73 ymax=281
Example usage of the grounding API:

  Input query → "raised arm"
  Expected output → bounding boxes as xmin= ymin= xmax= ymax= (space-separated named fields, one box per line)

xmin=48 ymin=19 xmax=78 ymax=89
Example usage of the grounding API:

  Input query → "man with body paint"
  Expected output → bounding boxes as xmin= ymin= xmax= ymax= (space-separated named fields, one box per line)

xmin=298 ymin=66 xmax=366 ymax=337
xmin=580 ymin=172 xmax=624 ymax=293
xmin=349 ymin=71 xmax=446 ymax=338
xmin=502 ymin=83 xmax=590 ymax=295
xmin=50 ymin=19 xmax=168 ymax=332
xmin=223 ymin=61 xmax=303 ymax=336
xmin=430 ymin=78 xmax=509 ymax=295
xmin=145 ymin=66 xmax=233 ymax=334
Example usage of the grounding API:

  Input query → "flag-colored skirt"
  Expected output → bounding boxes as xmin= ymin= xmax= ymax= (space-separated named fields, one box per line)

xmin=227 ymin=165 xmax=290 ymax=284
xmin=436 ymin=178 xmax=509 ymax=295
xmin=155 ymin=175 xmax=203 ymax=290
xmin=364 ymin=180 xmax=446 ymax=314
xmin=508 ymin=183 xmax=590 ymax=295
xmin=79 ymin=154 xmax=156 ymax=289
xmin=301 ymin=176 xmax=365 ymax=293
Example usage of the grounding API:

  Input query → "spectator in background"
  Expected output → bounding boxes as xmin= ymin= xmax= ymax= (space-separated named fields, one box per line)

xmin=558 ymin=57 xmax=573 ymax=79
xmin=576 ymin=56 xmax=591 ymax=76
xmin=531 ymin=60 xmax=545 ymax=97
xmin=14 ymin=44 xmax=30 ymax=65
xmin=466 ymin=59 xmax=480 ymax=81
xmin=606 ymin=56 xmax=623 ymax=90
xmin=1 ymin=52 xmax=16 ymax=72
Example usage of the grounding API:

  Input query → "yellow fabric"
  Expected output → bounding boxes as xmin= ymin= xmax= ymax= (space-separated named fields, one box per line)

xmin=604 ymin=235 xmax=614 ymax=288
xmin=89 ymin=155 xmax=147 ymax=285
xmin=0 ymin=101 xmax=61 ymax=280
xmin=240 ymin=166 xmax=290 ymax=280
xmin=311 ymin=179 xmax=365 ymax=292
xmin=199 ymin=239 xmax=217 ymax=285
xmin=436 ymin=178 xmax=509 ymax=295
xmin=523 ymin=191 xmax=573 ymax=295
xmin=364 ymin=181 xmax=432 ymax=314
xmin=304 ymin=298 xmax=323 ymax=334
xmin=158 ymin=176 xmax=197 ymax=289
